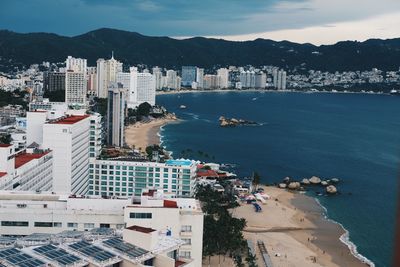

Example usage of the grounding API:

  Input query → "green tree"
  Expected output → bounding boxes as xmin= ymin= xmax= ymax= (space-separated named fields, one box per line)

xmin=136 ymin=102 xmax=152 ymax=117
xmin=0 ymin=134 xmax=12 ymax=144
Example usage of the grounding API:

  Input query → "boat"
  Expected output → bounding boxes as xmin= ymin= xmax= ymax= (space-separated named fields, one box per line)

xmin=179 ymin=105 xmax=187 ymax=109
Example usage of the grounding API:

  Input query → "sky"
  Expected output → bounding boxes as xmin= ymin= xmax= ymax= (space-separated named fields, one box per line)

xmin=1 ymin=0 xmax=400 ymax=45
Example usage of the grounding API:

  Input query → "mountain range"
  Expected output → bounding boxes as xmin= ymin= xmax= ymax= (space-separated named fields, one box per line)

xmin=1 ymin=28 xmax=400 ymax=73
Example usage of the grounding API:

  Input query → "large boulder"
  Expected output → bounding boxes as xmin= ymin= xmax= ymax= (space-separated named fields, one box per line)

xmin=278 ymin=183 xmax=287 ymax=189
xmin=326 ymin=185 xmax=338 ymax=194
xmin=309 ymin=176 xmax=321 ymax=185
xmin=301 ymin=178 xmax=310 ymax=185
xmin=288 ymin=182 xmax=301 ymax=190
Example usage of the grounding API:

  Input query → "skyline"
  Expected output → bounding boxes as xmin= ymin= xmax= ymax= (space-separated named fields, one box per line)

xmin=0 ymin=0 xmax=399 ymax=45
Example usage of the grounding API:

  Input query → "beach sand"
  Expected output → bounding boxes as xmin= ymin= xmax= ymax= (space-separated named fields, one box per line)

xmin=124 ymin=118 xmax=176 ymax=152
xmin=233 ymin=186 xmax=369 ymax=267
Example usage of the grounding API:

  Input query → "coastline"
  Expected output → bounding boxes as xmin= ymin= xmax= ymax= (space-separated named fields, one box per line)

xmin=156 ymin=88 xmax=390 ymax=96
xmin=124 ymin=117 xmax=177 ymax=152
xmin=233 ymin=186 xmax=372 ymax=267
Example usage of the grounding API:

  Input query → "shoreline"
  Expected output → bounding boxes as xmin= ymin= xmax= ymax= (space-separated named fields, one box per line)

xmin=233 ymin=186 xmax=372 ymax=267
xmin=124 ymin=117 xmax=177 ymax=152
xmin=157 ymin=88 xmax=392 ymax=96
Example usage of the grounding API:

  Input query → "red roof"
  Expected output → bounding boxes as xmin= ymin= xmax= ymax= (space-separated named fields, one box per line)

xmin=0 ymin=172 xmax=7 ymax=178
xmin=126 ymin=225 xmax=156 ymax=234
xmin=15 ymin=151 xmax=50 ymax=169
xmin=0 ymin=144 xmax=12 ymax=148
xmin=143 ymin=189 xmax=157 ymax=197
xmin=175 ymin=260 xmax=187 ymax=267
xmin=164 ymin=200 xmax=178 ymax=208
xmin=197 ymin=169 xmax=218 ymax=177
xmin=48 ymin=115 xmax=89 ymax=125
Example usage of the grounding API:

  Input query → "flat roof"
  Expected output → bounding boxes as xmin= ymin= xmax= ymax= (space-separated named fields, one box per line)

xmin=48 ymin=115 xmax=89 ymax=125
xmin=15 ymin=151 xmax=51 ymax=169
xmin=126 ymin=225 xmax=156 ymax=234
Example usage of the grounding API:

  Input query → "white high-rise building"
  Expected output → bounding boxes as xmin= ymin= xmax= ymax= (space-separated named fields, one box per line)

xmin=65 ymin=56 xmax=87 ymax=74
xmin=107 ymin=83 xmax=126 ymax=147
xmin=96 ymin=55 xmax=123 ymax=98
xmin=87 ymin=66 xmax=97 ymax=96
xmin=273 ymin=69 xmax=278 ymax=88
xmin=42 ymin=115 xmax=90 ymax=194
xmin=136 ymin=73 xmax=156 ymax=106
xmin=217 ymin=68 xmax=229 ymax=89
xmin=281 ymin=70 xmax=287 ymax=90
xmin=152 ymin=67 xmax=163 ymax=90
xmin=65 ymin=71 xmax=87 ymax=104
xmin=89 ymin=113 xmax=102 ymax=158
xmin=276 ymin=70 xmax=287 ymax=90
xmin=166 ymin=70 xmax=178 ymax=89
xmin=196 ymin=68 xmax=204 ymax=89
xmin=255 ymin=72 xmax=267 ymax=89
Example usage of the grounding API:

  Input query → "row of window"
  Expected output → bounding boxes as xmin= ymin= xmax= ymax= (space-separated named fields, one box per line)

xmin=129 ymin=213 xmax=152 ymax=219
xmin=0 ymin=221 xmax=124 ymax=229
xmin=90 ymin=164 xmax=191 ymax=174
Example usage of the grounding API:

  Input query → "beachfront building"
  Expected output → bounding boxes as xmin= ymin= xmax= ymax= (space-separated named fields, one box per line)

xmin=96 ymin=55 xmax=123 ymax=98
xmin=42 ymin=115 xmax=90 ymax=194
xmin=125 ymin=189 xmax=204 ymax=267
xmin=255 ymin=72 xmax=267 ymax=89
xmin=196 ymin=68 xmax=204 ymax=89
xmin=217 ymin=68 xmax=230 ymax=88
xmin=107 ymin=82 xmax=126 ymax=147
xmin=153 ymin=66 xmax=163 ymax=90
xmin=240 ymin=70 xmax=256 ymax=88
xmin=88 ymin=159 xmax=197 ymax=197
xmin=0 ymin=144 xmax=53 ymax=191
xmin=0 ymin=191 xmax=199 ymax=267
xmin=181 ymin=66 xmax=197 ymax=87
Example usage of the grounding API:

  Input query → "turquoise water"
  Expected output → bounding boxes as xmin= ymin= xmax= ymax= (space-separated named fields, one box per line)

xmin=157 ymin=91 xmax=400 ymax=267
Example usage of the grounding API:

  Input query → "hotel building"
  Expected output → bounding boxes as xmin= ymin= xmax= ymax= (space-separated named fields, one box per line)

xmin=88 ymin=159 xmax=197 ymax=197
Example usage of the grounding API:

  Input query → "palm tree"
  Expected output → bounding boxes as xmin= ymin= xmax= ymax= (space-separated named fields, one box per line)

xmin=252 ymin=172 xmax=261 ymax=191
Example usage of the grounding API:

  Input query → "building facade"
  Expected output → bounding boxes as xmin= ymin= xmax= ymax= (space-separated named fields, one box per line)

xmin=88 ymin=159 xmax=197 ymax=197
xmin=181 ymin=66 xmax=197 ymax=87
xmin=107 ymin=83 xmax=126 ymax=147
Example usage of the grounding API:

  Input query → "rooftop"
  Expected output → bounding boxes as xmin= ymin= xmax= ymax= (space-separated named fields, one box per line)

xmin=165 ymin=159 xmax=193 ymax=167
xmin=0 ymin=144 xmax=12 ymax=148
xmin=126 ymin=225 xmax=156 ymax=234
xmin=15 ymin=151 xmax=51 ymax=169
xmin=47 ymin=115 xmax=89 ymax=125
xmin=0 ymin=172 xmax=7 ymax=178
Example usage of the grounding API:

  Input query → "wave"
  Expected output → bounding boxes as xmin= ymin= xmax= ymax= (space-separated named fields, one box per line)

xmin=159 ymin=125 xmax=173 ymax=157
xmin=314 ymin=198 xmax=375 ymax=267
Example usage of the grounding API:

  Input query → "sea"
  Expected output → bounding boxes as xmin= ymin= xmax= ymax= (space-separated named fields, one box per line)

xmin=157 ymin=91 xmax=400 ymax=267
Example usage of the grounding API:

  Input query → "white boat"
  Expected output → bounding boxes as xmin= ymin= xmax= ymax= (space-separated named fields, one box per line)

xmin=179 ymin=105 xmax=187 ymax=109
xmin=390 ymin=89 xmax=400 ymax=95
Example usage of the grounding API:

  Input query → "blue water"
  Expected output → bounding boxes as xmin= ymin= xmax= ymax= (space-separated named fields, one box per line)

xmin=157 ymin=91 xmax=400 ymax=267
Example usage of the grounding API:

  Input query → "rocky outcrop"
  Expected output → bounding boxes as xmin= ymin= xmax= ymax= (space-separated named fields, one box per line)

xmin=279 ymin=183 xmax=287 ymax=189
xmin=219 ymin=116 xmax=258 ymax=127
xmin=326 ymin=185 xmax=338 ymax=194
xmin=331 ymin=178 xmax=340 ymax=184
xmin=321 ymin=181 xmax=328 ymax=186
xmin=309 ymin=176 xmax=321 ymax=185
xmin=283 ymin=177 xmax=291 ymax=183
xmin=288 ymin=182 xmax=301 ymax=190
xmin=301 ymin=178 xmax=310 ymax=185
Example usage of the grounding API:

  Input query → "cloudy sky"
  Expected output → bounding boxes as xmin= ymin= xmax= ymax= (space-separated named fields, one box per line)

xmin=1 ymin=0 xmax=400 ymax=44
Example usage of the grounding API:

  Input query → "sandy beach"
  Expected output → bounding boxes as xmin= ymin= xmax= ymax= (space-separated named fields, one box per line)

xmin=124 ymin=117 xmax=177 ymax=152
xmin=233 ymin=186 xmax=369 ymax=267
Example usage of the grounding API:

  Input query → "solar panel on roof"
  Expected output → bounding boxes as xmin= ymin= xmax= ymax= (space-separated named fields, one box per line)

xmin=103 ymin=238 xmax=148 ymax=258
xmin=68 ymin=241 xmax=117 ymax=263
xmin=0 ymin=248 xmax=20 ymax=259
xmin=34 ymin=244 xmax=83 ymax=266
xmin=16 ymin=258 xmax=45 ymax=267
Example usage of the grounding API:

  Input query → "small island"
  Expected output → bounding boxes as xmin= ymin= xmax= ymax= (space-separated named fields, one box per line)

xmin=219 ymin=116 xmax=259 ymax=127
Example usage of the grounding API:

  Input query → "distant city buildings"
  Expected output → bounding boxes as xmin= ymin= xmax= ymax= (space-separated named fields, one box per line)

xmin=43 ymin=72 xmax=65 ymax=92
xmin=96 ymin=54 xmax=123 ymax=98
xmin=181 ymin=66 xmax=197 ymax=87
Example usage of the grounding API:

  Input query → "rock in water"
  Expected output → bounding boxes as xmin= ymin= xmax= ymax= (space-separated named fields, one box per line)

xmin=283 ymin=177 xmax=291 ymax=183
xmin=331 ymin=178 xmax=340 ymax=184
xmin=279 ymin=183 xmax=287 ymax=189
xmin=309 ymin=176 xmax=321 ymax=184
xmin=326 ymin=185 xmax=338 ymax=194
xmin=301 ymin=178 xmax=310 ymax=185
xmin=288 ymin=182 xmax=301 ymax=190
xmin=321 ymin=181 xmax=328 ymax=186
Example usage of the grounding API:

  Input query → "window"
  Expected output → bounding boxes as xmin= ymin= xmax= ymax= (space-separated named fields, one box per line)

xmin=181 ymin=225 xmax=192 ymax=232
xmin=1 ymin=221 xmax=29 ymax=227
xmin=34 ymin=222 xmax=54 ymax=227
xmin=180 ymin=251 xmax=191 ymax=259
xmin=54 ymin=222 xmax=62 ymax=227
xmin=182 ymin=238 xmax=191 ymax=245
xmin=84 ymin=223 xmax=95 ymax=229
xmin=129 ymin=213 xmax=152 ymax=219
xmin=67 ymin=222 xmax=78 ymax=228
